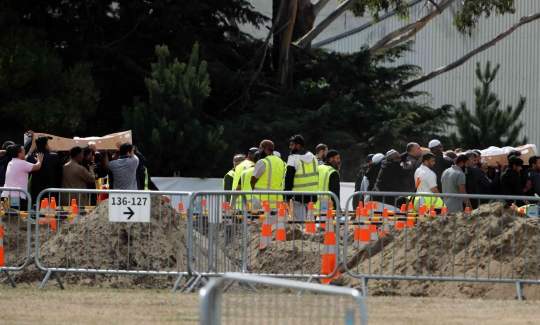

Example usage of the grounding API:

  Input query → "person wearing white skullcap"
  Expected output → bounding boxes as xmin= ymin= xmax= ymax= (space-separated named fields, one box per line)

xmin=429 ymin=139 xmax=452 ymax=192
xmin=372 ymin=149 xmax=415 ymax=206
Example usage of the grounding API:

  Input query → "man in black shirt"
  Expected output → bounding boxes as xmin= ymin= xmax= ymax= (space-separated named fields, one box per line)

xmin=501 ymin=156 xmax=531 ymax=207
xmin=26 ymin=135 xmax=62 ymax=206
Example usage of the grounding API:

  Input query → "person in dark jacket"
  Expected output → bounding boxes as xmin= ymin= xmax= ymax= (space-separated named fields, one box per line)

xmin=402 ymin=142 xmax=423 ymax=192
xmin=501 ymin=156 xmax=531 ymax=207
xmin=373 ymin=150 xmax=414 ymax=206
xmin=26 ymin=135 xmax=62 ymax=207
xmin=353 ymin=154 xmax=374 ymax=209
xmin=364 ymin=154 xmax=384 ymax=192
xmin=527 ymin=156 xmax=540 ymax=197
xmin=429 ymin=139 xmax=452 ymax=193
xmin=0 ymin=141 xmax=15 ymax=187
xmin=322 ymin=150 xmax=341 ymax=209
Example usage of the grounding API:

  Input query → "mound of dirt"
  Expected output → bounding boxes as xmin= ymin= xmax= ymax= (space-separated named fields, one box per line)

xmin=336 ymin=202 xmax=540 ymax=299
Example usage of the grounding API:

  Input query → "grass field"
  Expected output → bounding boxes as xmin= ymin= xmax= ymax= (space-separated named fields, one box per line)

xmin=2 ymin=284 xmax=540 ymax=324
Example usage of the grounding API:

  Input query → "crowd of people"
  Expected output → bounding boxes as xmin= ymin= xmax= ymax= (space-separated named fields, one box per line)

xmin=0 ymin=131 xmax=157 ymax=210
xmin=224 ymin=135 xmax=536 ymax=217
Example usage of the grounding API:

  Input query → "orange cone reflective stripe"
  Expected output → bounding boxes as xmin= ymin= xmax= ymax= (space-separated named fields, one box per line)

xmin=305 ymin=202 xmax=316 ymax=234
xmin=321 ymin=209 xmax=340 ymax=284
xmin=276 ymin=209 xmax=286 ymax=241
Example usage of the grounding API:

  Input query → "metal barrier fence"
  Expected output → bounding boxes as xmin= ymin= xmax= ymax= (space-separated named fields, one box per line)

xmin=343 ymin=191 xmax=540 ymax=300
xmin=200 ymin=273 xmax=368 ymax=325
xmin=35 ymin=188 xmax=191 ymax=290
xmin=184 ymin=191 xmax=341 ymax=292
xmin=0 ymin=188 xmax=33 ymax=287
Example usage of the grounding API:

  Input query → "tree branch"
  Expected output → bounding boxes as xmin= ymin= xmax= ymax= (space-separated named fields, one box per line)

xmin=370 ymin=0 xmax=456 ymax=52
xmin=313 ymin=0 xmax=331 ymax=17
xmin=295 ymin=0 xmax=358 ymax=49
xmin=278 ymin=0 xmax=299 ymax=86
xmin=402 ymin=13 xmax=540 ymax=91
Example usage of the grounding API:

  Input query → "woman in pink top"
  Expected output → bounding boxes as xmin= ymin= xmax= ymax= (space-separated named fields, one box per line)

xmin=2 ymin=145 xmax=43 ymax=210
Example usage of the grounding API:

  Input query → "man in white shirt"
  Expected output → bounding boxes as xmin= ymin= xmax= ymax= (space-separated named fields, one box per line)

xmin=414 ymin=152 xmax=439 ymax=193
xmin=2 ymin=145 xmax=43 ymax=210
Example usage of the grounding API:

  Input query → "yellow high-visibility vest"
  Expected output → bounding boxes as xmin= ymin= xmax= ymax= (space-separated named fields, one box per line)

xmin=314 ymin=164 xmax=338 ymax=211
xmin=254 ymin=156 xmax=286 ymax=209
xmin=232 ymin=160 xmax=254 ymax=190
xmin=292 ymin=156 xmax=319 ymax=192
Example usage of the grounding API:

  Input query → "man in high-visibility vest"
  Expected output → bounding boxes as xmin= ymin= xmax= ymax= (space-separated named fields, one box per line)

xmin=284 ymin=135 xmax=318 ymax=221
xmin=223 ymin=154 xmax=246 ymax=202
xmin=408 ymin=193 xmax=445 ymax=213
xmin=239 ymin=152 xmax=260 ymax=208
xmin=232 ymin=147 xmax=258 ymax=190
xmin=251 ymin=140 xmax=285 ymax=209
xmin=315 ymin=150 xmax=341 ymax=211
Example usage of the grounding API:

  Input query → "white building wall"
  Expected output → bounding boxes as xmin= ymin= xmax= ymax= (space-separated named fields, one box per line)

xmin=316 ymin=0 xmax=540 ymax=147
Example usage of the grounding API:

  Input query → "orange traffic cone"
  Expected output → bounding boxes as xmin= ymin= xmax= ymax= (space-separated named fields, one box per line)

xmin=0 ymin=222 xmax=4 ymax=267
xmin=441 ymin=206 xmax=447 ymax=215
xmin=305 ymin=202 xmax=316 ymax=234
xmin=406 ymin=202 xmax=415 ymax=227
xmin=50 ymin=197 xmax=57 ymax=210
xmin=396 ymin=204 xmax=406 ymax=229
xmin=177 ymin=202 xmax=184 ymax=212
xmin=276 ymin=208 xmax=286 ymax=241
xmin=40 ymin=199 xmax=49 ymax=213
xmin=321 ymin=209 xmax=340 ymax=284
xmin=465 ymin=207 xmax=471 ymax=213
xmin=259 ymin=204 xmax=272 ymax=249
xmin=357 ymin=201 xmax=364 ymax=209
xmin=359 ymin=208 xmax=370 ymax=243
xmin=68 ymin=204 xmax=79 ymax=224
xmin=353 ymin=207 xmax=362 ymax=245
xmin=71 ymin=198 xmax=77 ymax=207
xmin=380 ymin=208 xmax=390 ymax=237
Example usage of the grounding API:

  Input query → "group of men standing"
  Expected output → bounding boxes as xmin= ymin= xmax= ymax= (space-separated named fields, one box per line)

xmin=223 ymin=135 xmax=341 ymax=221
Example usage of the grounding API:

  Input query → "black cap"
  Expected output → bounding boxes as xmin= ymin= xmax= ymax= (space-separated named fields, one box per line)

xmin=366 ymin=154 xmax=375 ymax=163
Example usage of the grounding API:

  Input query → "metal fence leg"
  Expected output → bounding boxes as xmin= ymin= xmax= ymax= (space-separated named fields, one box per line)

xmin=245 ymin=282 xmax=259 ymax=293
xmin=361 ymin=277 xmax=367 ymax=297
xmin=171 ymin=275 xmax=184 ymax=293
xmin=39 ymin=270 xmax=53 ymax=290
xmin=1 ymin=270 xmax=16 ymax=288
xmin=222 ymin=279 xmax=236 ymax=292
xmin=297 ymin=276 xmax=314 ymax=296
xmin=55 ymin=272 xmax=65 ymax=290
xmin=516 ymin=281 xmax=523 ymax=301
xmin=187 ymin=274 xmax=203 ymax=293
xmin=180 ymin=276 xmax=196 ymax=292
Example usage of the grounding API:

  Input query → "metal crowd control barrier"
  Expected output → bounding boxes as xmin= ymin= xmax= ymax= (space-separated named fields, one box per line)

xmin=35 ymin=188 xmax=191 ymax=290
xmin=184 ymin=190 xmax=341 ymax=293
xmin=343 ymin=190 xmax=540 ymax=300
xmin=200 ymin=273 xmax=368 ymax=325
xmin=0 ymin=188 xmax=33 ymax=287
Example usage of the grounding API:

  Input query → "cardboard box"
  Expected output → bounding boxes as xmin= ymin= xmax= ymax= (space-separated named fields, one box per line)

xmin=28 ymin=131 xmax=133 ymax=152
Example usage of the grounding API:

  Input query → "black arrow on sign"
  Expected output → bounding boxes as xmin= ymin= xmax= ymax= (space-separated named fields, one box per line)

xmin=124 ymin=207 xmax=135 ymax=220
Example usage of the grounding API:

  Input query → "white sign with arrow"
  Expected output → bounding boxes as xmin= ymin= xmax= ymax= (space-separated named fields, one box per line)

xmin=108 ymin=193 xmax=151 ymax=223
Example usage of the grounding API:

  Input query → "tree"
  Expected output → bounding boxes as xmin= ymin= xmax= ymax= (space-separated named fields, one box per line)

xmin=0 ymin=13 xmax=99 ymax=141
xmin=449 ymin=61 xmax=527 ymax=149
xmin=273 ymin=0 xmax=527 ymax=88
xmin=239 ymin=43 xmax=451 ymax=180
xmin=123 ymin=44 xmax=227 ymax=177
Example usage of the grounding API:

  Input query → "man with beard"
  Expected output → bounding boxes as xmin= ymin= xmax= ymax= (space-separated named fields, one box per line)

xmin=441 ymin=154 xmax=471 ymax=213
xmin=61 ymin=147 xmax=97 ymax=206
xmin=284 ymin=135 xmax=318 ymax=221
xmin=501 ymin=156 xmax=531 ymax=207
xmin=315 ymin=150 xmax=341 ymax=211
xmin=372 ymin=150 xmax=414 ymax=208
xmin=251 ymin=140 xmax=286 ymax=209
xmin=429 ymin=139 xmax=452 ymax=192
xmin=415 ymin=152 xmax=439 ymax=193
xmin=403 ymin=142 xmax=423 ymax=192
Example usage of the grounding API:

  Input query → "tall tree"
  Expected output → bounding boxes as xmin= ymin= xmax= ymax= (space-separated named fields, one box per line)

xmin=0 ymin=10 xmax=99 ymax=141
xmin=449 ymin=61 xmax=527 ymax=149
xmin=123 ymin=44 xmax=226 ymax=177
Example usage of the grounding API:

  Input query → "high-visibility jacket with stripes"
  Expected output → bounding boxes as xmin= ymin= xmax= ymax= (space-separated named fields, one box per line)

xmin=292 ymin=157 xmax=319 ymax=192
xmin=143 ymin=167 xmax=149 ymax=190
xmin=408 ymin=192 xmax=445 ymax=213
xmin=232 ymin=160 xmax=254 ymax=190
xmin=254 ymin=156 xmax=286 ymax=208
xmin=314 ymin=164 xmax=338 ymax=210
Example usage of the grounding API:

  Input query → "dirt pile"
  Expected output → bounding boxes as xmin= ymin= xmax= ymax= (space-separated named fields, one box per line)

xmin=337 ymin=202 xmax=540 ymax=299
xmin=9 ymin=197 xmax=193 ymax=288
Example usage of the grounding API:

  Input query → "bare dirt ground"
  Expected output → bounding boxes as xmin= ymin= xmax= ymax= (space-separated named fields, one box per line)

xmin=2 ymin=284 xmax=540 ymax=325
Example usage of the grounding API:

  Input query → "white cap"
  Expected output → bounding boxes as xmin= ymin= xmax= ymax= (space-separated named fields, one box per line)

xmin=428 ymin=139 xmax=441 ymax=148
xmin=273 ymin=151 xmax=281 ymax=158
xmin=372 ymin=153 xmax=384 ymax=164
